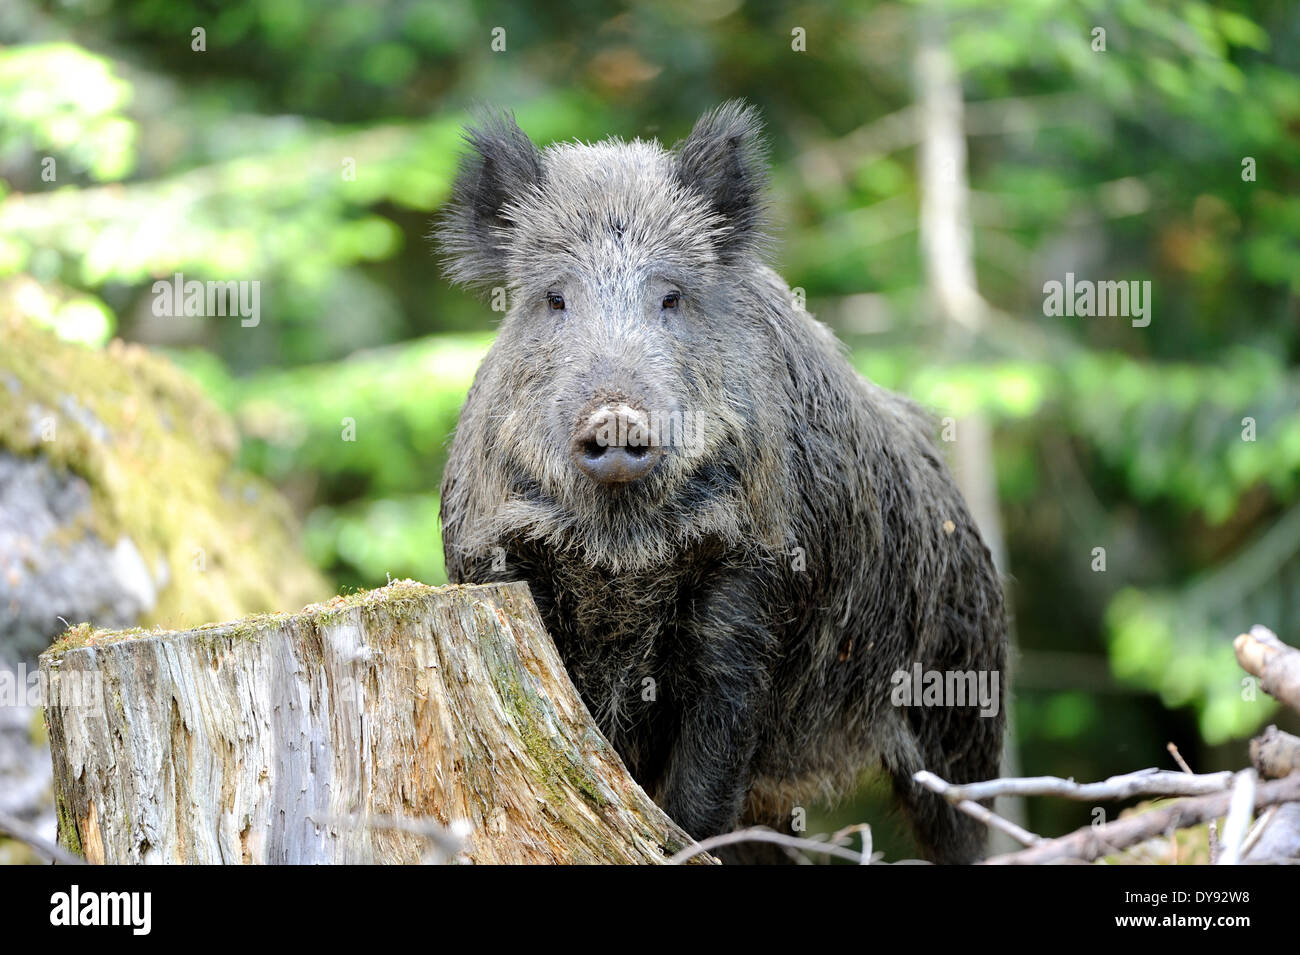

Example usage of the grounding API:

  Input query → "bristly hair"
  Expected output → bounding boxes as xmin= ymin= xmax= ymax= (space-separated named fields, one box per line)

xmin=436 ymin=101 xmax=772 ymax=292
xmin=435 ymin=105 xmax=543 ymax=290
xmin=671 ymin=99 xmax=771 ymax=265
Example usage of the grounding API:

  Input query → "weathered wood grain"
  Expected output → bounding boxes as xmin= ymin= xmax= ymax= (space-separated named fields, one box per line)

xmin=40 ymin=580 xmax=708 ymax=864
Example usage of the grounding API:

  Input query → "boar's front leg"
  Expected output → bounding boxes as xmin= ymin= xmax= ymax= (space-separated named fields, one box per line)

xmin=657 ymin=573 xmax=776 ymax=841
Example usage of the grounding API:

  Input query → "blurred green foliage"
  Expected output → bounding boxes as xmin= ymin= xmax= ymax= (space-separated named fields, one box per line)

xmin=3 ymin=0 xmax=1299 ymax=850
xmin=0 ymin=43 xmax=135 ymax=181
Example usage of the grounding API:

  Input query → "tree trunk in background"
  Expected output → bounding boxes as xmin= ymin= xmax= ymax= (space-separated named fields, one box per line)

xmin=40 ymin=580 xmax=709 ymax=864
xmin=915 ymin=11 xmax=1025 ymax=847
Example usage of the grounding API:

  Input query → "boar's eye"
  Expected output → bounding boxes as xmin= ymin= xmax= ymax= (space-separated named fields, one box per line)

xmin=546 ymin=292 xmax=565 ymax=311
xmin=661 ymin=292 xmax=680 ymax=310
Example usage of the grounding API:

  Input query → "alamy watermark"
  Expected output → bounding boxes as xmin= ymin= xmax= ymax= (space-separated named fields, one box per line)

xmin=0 ymin=662 xmax=104 ymax=715
xmin=1042 ymin=272 xmax=1151 ymax=327
xmin=50 ymin=885 xmax=151 ymax=935
xmin=151 ymin=272 xmax=260 ymax=327
xmin=890 ymin=663 xmax=1000 ymax=718
xmin=591 ymin=407 xmax=707 ymax=452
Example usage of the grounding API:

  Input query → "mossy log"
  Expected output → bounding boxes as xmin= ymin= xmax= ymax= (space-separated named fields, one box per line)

xmin=39 ymin=580 xmax=709 ymax=864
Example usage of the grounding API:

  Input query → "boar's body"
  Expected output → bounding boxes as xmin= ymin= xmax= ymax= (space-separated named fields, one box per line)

xmin=438 ymin=103 xmax=1007 ymax=863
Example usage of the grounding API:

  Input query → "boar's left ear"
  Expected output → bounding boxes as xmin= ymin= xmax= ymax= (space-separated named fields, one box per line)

xmin=437 ymin=107 xmax=543 ymax=289
xmin=674 ymin=100 xmax=769 ymax=262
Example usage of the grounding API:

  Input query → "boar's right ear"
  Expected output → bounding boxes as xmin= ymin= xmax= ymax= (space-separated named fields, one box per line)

xmin=673 ymin=100 xmax=769 ymax=263
xmin=436 ymin=108 xmax=543 ymax=289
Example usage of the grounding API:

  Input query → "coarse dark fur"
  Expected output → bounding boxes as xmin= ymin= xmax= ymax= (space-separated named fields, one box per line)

xmin=436 ymin=101 xmax=1007 ymax=863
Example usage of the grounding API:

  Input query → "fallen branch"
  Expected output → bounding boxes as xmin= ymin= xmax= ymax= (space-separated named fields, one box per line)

xmin=982 ymin=773 xmax=1300 ymax=865
xmin=1234 ymin=625 xmax=1300 ymax=712
xmin=1243 ymin=724 xmax=1300 ymax=862
xmin=915 ymin=767 xmax=1234 ymax=803
xmin=1250 ymin=725 xmax=1300 ymax=779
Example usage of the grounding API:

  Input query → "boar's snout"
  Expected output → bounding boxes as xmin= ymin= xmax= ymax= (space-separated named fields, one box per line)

xmin=569 ymin=402 xmax=664 ymax=486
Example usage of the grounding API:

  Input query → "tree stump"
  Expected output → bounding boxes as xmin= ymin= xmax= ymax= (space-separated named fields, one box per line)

xmin=39 ymin=580 xmax=710 ymax=864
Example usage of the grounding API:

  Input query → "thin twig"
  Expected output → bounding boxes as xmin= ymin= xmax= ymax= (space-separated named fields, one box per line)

xmin=668 ymin=827 xmax=876 ymax=865
xmin=916 ymin=767 xmax=1234 ymax=803
xmin=1168 ymin=741 xmax=1198 ymax=863
xmin=830 ymin=823 xmax=874 ymax=865
xmin=1239 ymin=805 xmax=1278 ymax=859
xmin=0 ymin=811 xmax=85 ymax=866
xmin=913 ymin=772 xmax=1044 ymax=846
xmin=1167 ymin=742 xmax=1193 ymax=775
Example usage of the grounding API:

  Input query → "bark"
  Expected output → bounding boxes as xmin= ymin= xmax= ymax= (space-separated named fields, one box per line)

xmin=1235 ymin=625 xmax=1300 ymax=713
xmin=1243 ymin=725 xmax=1300 ymax=863
xmin=1250 ymin=724 xmax=1300 ymax=779
xmin=1242 ymin=803 xmax=1300 ymax=863
xmin=39 ymin=580 xmax=710 ymax=864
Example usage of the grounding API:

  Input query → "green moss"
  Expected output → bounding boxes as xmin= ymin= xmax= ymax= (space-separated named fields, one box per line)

xmin=41 ymin=577 xmax=450 ymax=659
xmin=54 ymin=791 xmax=83 ymax=858
xmin=1 ymin=317 xmax=328 ymax=644
xmin=490 ymin=636 xmax=608 ymax=811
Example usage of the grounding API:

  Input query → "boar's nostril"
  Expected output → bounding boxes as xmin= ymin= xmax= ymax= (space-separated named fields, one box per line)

xmin=570 ymin=404 xmax=663 ymax=485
